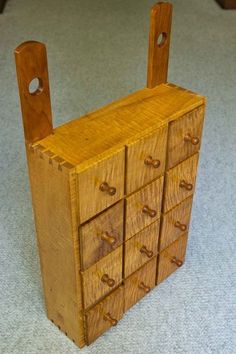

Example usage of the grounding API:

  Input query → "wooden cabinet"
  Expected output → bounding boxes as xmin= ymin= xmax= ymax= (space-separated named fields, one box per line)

xmin=15 ymin=2 xmax=206 ymax=348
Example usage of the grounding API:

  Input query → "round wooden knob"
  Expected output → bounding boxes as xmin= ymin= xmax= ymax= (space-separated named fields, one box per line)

xmin=103 ymin=312 xmax=118 ymax=326
xmin=101 ymin=274 xmax=115 ymax=287
xmin=101 ymin=232 xmax=116 ymax=246
xmin=171 ymin=256 xmax=183 ymax=267
xmin=99 ymin=182 xmax=116 ymax=196
xmin=184 ymin=133 xmax=200 ymax=146
xmin=174 ymin=221 xmax=187 ymax=232
xmin=142 ymin=205 xmax=157 ymax=218
xmin=144 ymin=156 xmax=161 ymax=169
xmin=138 ymin=282 xmax=151 ymax=293
xmin=140 ymin=245 xmax=153 ymax=258
xmin=179 ymin=180 xmax=193 ymax=191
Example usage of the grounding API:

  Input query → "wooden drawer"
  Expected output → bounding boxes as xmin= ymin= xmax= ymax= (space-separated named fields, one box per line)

xmin=125 ymin=176 xmax=164 ymax=240
xmin=163 ymin=153 xmax=199 ymax=213
xmin=160 ymin=196 xmax=192 ymax=251
xmin=82 ymin=246 xmax=123 ymax=309
xmin=126 ymin=125 xmax=167 ymax=194
xmin=157 ymin=233 xmax=188 ymax=284
xmin=85 ymin=286 xmax=124 ymax=344
xmin=80 ymin=201 xmax=124 ymax=270
xmin=167 ymin=106 xmax=204 ymax=169
xmin=124 ymin=257 xmax=156 ymax=312
xmin=124 ymin=221 xmax=159 ymax=278
xmin=78 ymin=147 xmax=125 ymax=223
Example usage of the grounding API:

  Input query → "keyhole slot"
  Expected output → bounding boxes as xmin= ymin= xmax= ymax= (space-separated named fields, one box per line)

xmin=157 ymin=32 xmax=167 ymax=47
xmin=29 ymin=77 xmax=43 ymax=95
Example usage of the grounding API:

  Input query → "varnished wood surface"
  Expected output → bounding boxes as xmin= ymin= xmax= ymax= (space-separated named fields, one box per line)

xmin=26 ymin=145 xmax=85 ymax=347
xmin=78 ymin=147 xmax=125 ymax=223
xmin=124 ymin=257 xmax=156 ymax=312
xmin=82 ymin=246 xmax=123 ymax=309
xmin=147 ymin=2 xmax=173 ymax=87
xmin=85 ymin=286 xmax=124 ymax=344
xmin=160 ymin=196 xmax=193 ymax=251
xmin=125 ymin=176 xmax=164 ymax=240
xmin=125 ymin=221 xmax=160 ymax=278
xmin=36 ymin=83 xmax=205 ymax=169
xmin=80 ymin=201 xmax=124 ymax=270
xmin=157 ymin=233 xmax=188 ymax=284
xmin=167 ymin=105 xmax=205 ymax=169
xmin=163 ymin=153 xmax=199 ymax=212
xmin=15 ymin=41 xmax=53 ymax=144
xmin=126 ymin=125 xmax=167 ymax=194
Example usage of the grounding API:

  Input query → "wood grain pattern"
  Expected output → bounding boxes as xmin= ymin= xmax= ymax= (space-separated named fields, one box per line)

xmin=78 ymin=147 xmax=125 ymax=223
xmin=80 ymin=201 xmax=124 ymax=270
xmin=85 ymin=286 xmax=124 ymax=344
xmin=147 ymin=2 xmax=172 ymax=88
xmin=124 ymin=257 xmax=156 ymax=312
xmin=160 ymin=196 xmax=193 ymax=251
xmin=167 ymin=105 xmax=205 ymax=169
xmin=125 ymin=176 xmax=164 ymax=240
xmin=36 ymin=84 xmax=205 ymax=168
xmin=26 ymin=145 xmax=85 ymax=347
xmin=126 ymin=125 xmax=167 ymax=194
xmin=15 ymin=41 xmax=53 ymax=144
xmin=124 ymin=221 xmax=160 ymax=278
xmin=81 ymin=246 xmax=123 ymax=309
xmin=163 ymin=153 xmax=199 ymax=213
xmin=157 ymin=233 xmax=188 ymax=284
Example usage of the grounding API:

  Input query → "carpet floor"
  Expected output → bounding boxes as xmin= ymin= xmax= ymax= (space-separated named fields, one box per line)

xmin=0 ymin=0 xmax=236 ymax=353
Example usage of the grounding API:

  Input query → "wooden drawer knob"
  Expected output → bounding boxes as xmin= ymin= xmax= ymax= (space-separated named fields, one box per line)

xmin=138 ymin=282 xmax=151 ymax=293
xmin=103 ymin=312 xmax=118 ymax=326
xmin=144 ymin=156 xmax=161 ymax=169
xmin=101 ymin=232 xmax=116 ymax=246
xmin=142 ymin=205 xmax=157 ymax=218
xmin=171 ymin=256 xmax=183 ymax=267
xmin=140 ymin=245 xmax=153 ymax=258
xmin=174 ymin=221 xmax=187 ymax=232
xmin=99 ymin=182 xmax=116 ymax=196
xmin=184 ymin=133 xmax=200 ymax=146
xmin=179 ymin=180 xmax=193 ymax=191
xmin=101 ymin=274 xmax=115 ymax=287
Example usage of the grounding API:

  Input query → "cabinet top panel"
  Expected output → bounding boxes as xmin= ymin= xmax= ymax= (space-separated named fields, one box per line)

xmin=36 ymin=83 xmax=205 ymax=170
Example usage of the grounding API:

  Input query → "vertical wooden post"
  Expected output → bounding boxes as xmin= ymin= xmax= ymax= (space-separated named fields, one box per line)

xmin=147 ymin=2 xmax=173 ymax=88
xmin=14 ymin=41 xmax=53 ymax=144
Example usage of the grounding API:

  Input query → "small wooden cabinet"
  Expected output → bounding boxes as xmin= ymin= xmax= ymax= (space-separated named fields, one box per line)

xmin=14 ymin=2 xmax=206 ymax=348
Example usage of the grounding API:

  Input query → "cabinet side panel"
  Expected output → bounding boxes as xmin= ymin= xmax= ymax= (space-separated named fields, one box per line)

xmin=26 ymin=145 xmax=85 ymax=348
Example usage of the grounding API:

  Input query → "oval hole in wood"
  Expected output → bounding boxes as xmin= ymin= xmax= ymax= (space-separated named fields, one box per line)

xmin=29 ymin=77 xmax=43 ymax=95
xmin=157 ymin=32 xmax=167 ymax=47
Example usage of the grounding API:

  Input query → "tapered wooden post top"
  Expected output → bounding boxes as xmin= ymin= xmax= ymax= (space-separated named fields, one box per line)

xmin=147 ymin=2 xmax=173 ymax=88
xmin=14 ymin=41 xmax=53 ymax=144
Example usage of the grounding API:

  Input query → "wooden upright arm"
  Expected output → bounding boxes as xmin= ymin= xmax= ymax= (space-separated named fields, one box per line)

xmin=147 ymin=2 xmax=173 ymax=88
xmin=14 ymin=41 xmax=53 ymax=144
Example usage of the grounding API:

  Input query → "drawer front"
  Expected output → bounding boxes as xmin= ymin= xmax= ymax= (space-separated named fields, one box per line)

xmin=82 ymin=246 xmax=123 ymax=309
xmin=124 ymin=257 xmax=156 ymax=312
xmin=126 ymin=125 xmax=167 ymax=194
xmin=163 ymin=153 xmax=199 ymax=213
xmin=85 ymin=286 xmax=124 ymax=344
xmin=125 ymin=221 xmax=160 ymax=278
xmin=167 ymin=106 xmax=204 ymax=169
xmin=126 ymin=176 xmax=164 ymax=240
xmin=160 ymin=196 xmax=193 ymax=251
xmin=157 ymin=233 xmax=188 ymax=284
xmin=78 ymin=147 xmax=125 ymax=223
xmin=80 ymin=201 xmax=124 ymax=270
